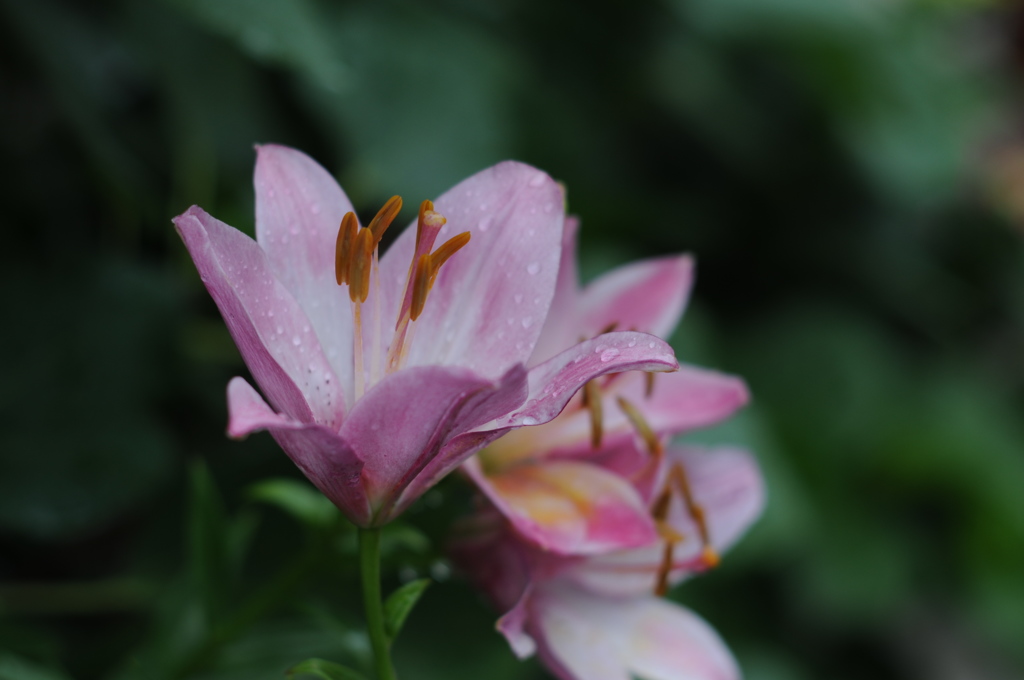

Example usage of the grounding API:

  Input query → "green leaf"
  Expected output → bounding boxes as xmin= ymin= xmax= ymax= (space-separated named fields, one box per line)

xmin=249 ymin=478 xmax=340 ymax=529
xmin=0 ymin=652 xmax=74 ymax=680
xmin=188 ymin=459 xmax=229 ymax=626
xmin=383 ymin=578 xmax=431 ymax=643
xmin=286 ymin=658 xmax=368 ymax=680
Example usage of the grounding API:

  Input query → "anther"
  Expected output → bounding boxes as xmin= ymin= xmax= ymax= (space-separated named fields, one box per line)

xmin=347 ymin=227 xmax=375 ymax=302
xmin=367 ymin=195 xmax=402 ymax=242
xmin=335 ymin=212 xmax=358 ymax=285
xmin=616 ymin=396 xmax=662 ymax=456
xmin=410 ymin=254 xmax=432 ymax=321
xmin=582 ymin=380 xmax=603 ymax=448
xmin=429 ymin=232 xmax=471 ymax=285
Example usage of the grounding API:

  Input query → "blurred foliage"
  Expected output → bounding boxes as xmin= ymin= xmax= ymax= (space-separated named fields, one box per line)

xmin=1 ymin=0 xmax=1023 ymax=679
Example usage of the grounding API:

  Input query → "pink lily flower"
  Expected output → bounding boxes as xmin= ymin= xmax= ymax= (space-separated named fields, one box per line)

xmin=463 ymin=217 xmax=750 ymax=555
xmin=451 ymin=444 xmax=765 ymax=680
xmin=173 ymin=146 xmax=680 ymax=527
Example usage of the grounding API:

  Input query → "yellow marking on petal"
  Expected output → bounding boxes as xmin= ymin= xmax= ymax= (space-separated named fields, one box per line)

xmin=616 ymin=396 xmax=662 ymax=456
xmin=347 ymin=227 xmax=375 ymax=303
xmin=410 ymin=254 xmax=432 ymax=321
xmin=335 ymin=212 xmax=358 ymax=285
xmin=367 ymin=195 xmax=402 ymax=243
xmin=582 ymin=380 xmax=603 ymax=448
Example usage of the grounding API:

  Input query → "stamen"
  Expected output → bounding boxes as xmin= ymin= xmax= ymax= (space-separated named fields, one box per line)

xmin=616 ymin=396 xmax=662 ymax=456
xmin=645 ymin=372 xmax=656 ymax=398
xmin=410 ymin=253 xmax=432 ymax=322
xmin=668 ymin=462 xmax=719 ymax=569
xmin=335 ymin=212 xmax=358 ymax=285
xmin=428 ymin=232 xmax=471 ymax=286
xmin=347 ymin=227 xmax=375 ymax=303
xmin=367 ymin=195 xmax=402 ymax=242
xmin=582 ymin=380 xmax=603 ymax=448
xmin=651 ymin=486 xmax=677 ymax=597
xmin=654 ymin=542 xmax=674 ymax=597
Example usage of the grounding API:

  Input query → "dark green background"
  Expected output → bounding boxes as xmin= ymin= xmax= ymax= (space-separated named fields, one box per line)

xmin=2 ymin=0 xmax=1023 ymax=678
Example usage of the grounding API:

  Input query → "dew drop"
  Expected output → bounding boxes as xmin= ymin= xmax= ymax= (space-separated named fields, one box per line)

xmin=521 ymin=316 xmax=534 ymax=329
xmin=276 ymin=325 xmax=284 ymax=335
xmin=648 ymin=342 xmax=657 ymax=349
xmin=520 ymin=416 xmax=538 ymax=426
xmin=628 ymin=339 xmax=636 ymax=348
xmin=292 ymin=336 xmax=301 ymax=346
xmin=528 ymin=173 xmax=546 ymax=187
xmin=478 ymin=216 xmax=493 ymax=232
xmin=526 ymin=262 xmax=540 ymax=276
xmin=600 ymin=348 xmax=620 ymax=362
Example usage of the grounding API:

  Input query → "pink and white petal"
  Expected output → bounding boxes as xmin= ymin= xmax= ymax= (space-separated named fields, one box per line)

xmin=491 ymin=331 xmax=679 ymax=430
xmin=666 ymin=446 xmax=766 ymax=563
xmin=384 ymin=364 xmax=531 ymax=522
xmin=341 ymin=364 xmax=528 ymax=523
xmin=254 ymin=145 xmax=357 ymax=395
xmin=530 ymin=215 xmax=582 ymax=366
xmin=468 ymin=459 xmax=657 ymax=555
xmin=223 ymin=377 xmax=368 ymax=524
xmin=532 ymin=585 xmax=739 ymax=680
xmin=174 ymin=206 xmax=344 ymax=427
xmin=578 ymin=254 xmax=694 ymax=340
xmin=378 ymin=161 xmax=565 ymax=379
xmin=497 ymin=588 xmax=539 ymax=659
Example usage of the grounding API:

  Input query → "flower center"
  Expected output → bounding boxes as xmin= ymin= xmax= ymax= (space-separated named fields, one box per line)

xmin=334 ymin=197 xmax=471 ymax=399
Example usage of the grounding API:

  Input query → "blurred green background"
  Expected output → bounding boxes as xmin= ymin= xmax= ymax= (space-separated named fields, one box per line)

xmin=2 ymin=0 xmax=1023 ymax=678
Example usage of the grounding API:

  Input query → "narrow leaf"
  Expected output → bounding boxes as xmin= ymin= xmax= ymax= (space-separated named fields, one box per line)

xmin=249 ymin=478 xmax=339 ymax=528
xmin=286 ymin=658 xmax=368 ymax=680
xmin=383 ymin=578 xmax=431 ymax=642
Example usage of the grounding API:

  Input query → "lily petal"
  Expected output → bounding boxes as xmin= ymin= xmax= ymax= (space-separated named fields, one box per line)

xmin=225 ymin=377 xmax=367 ymax=523
xmin=466 ymin=459 xmax=657 ymax=554
xmin=173 ymin=206 xmax=344 ymax=427
xmin=341 ymin=364 xmax=528 ymax=523
xmin=496 ymin=331 xmax=679 ymax=430
xmin=532 ymin=584 xmax=739 ymax=680
xmin=379 ymin=161 xmax=565 ymax=378
xmin=254 ymin=145 xmax=357 ymax=400
xmin=578 ymin=254 xmax=694 ymax=341
xmin=530 ymin=216 xmax=582 ymax=366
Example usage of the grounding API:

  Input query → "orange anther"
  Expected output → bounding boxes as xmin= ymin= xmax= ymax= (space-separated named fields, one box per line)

xmin=668 ymin=462 xmax=716 ymax=566
xmin=582 ymin=380 xmax=603 ymax=448
xmin=429 ymin=232 xmax=470 ymax=282
xmin=347 ymin=227 xmax=375 ymax=303
xmin=335 ymin=212 xmax=358 ymax=285
xmin=410 ymin=253 xmax=433 ymax=321
xmin=367 ymin=195 xmax=402 ymax=243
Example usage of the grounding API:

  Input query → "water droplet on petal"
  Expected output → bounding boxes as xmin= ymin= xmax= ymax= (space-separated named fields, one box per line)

xmin=520 ymin=416 xmax=538 ymax=426
xmin=600 ymin=348 xmax=620 ymax=362
xmin=648 ymin=342 xmax=657 ymax=349
xmin=528 ymin=173 xmax=546 ymax=187
xmin=521 ymin=316 xmax=534 ymax=329
xmin=627 ymin=339 xmax=636 ymax=348
xmin=526 ymin=262 xmax=540 ymax=275
xmin=478 ymin=216 xmax=493 ymax=232
xmin=276 ymin=325 xmax=284 ymax=335
xmin=292 ymin=336 xmax=301 ymax=346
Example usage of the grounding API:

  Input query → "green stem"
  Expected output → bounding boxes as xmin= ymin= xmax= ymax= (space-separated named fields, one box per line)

xmin=359 ymin=527 xmax=397 ymax=680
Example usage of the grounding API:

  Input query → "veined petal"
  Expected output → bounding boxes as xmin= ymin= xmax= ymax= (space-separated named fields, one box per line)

xmin=173 ymin=206 xmax=344 ymax=427
xmin=495 ymin=332 xmax=679 ymax=430
xmin=530 ymin=216 xmax=582 ymax=366
xmin=532 ymin=583 xmax=738 ymax=680
xmin=379 ymin=161 xmax=565 ymax=379
xmin=341 ymin=364 xmax=528 ymax=524
xmin=225 ymin=377 xmax=368 ymax=523
xmin=578 ymin=254 xmax=694 ymax=341
xmin=466 ymin=459 xmax=657 ymax=555
xmin=254 ymin=145 xmax=357 ymax=401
